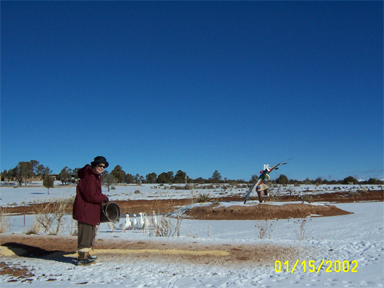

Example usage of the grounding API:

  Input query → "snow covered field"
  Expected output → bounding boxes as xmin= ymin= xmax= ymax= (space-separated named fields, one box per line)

xmin=1 ymin=182 xmax=382 ymax=207
xmin=0 ymin=184 xmax=383 ymax=287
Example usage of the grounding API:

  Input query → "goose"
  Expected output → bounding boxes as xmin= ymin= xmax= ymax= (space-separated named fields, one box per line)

xmin=143 ymin=212 xmax=151 ymax=232
xmin=131 ymin=213 xmax=138 ymax=230
xmin=119 ymin=213 xmax=131 ymax=232
xmin=138 ymin=212 xmax=144 ymax=230
xmin=151 ymin=210 xmax=158 ymax=228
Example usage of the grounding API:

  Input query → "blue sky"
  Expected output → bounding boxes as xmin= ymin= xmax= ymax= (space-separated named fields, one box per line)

xmin=1 ymin=1 xmax=383 ymax=181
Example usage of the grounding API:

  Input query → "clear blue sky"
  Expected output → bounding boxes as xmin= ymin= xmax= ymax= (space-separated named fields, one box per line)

xmin=1 ymin=1 xmax=383 ymax=181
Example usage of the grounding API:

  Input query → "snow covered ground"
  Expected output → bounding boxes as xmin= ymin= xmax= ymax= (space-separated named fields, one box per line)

xmin=1 ymin=182 xmax=382 ymax=207
xmin=0 ymin=184 xmax=383 ymax=287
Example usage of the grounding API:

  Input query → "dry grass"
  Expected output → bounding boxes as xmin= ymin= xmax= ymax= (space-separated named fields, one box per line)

xmin=255 ymin=218 xmax=277 ymax=239
xmin=25 ymin=220 xmax=42 ymax=235
xmin=300 ymin=194 xmax=314 ymax=204
xmin=197 ymin=193 xmax=212 ymax=203
xmin=290 ymin=216 xmax=312 ymax=240
xmin=153 ymin=212 xmax=183 ymax=237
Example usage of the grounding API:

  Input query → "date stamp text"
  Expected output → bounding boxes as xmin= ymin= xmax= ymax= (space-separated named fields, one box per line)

xmin=274 ymin=260 xmax=358 ymax=274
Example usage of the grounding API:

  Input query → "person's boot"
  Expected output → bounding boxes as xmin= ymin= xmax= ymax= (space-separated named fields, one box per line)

xmin=88 ymin=253 xmax=97 ymax=260
xmin=78 ymin=252 xmax=95 ymax=265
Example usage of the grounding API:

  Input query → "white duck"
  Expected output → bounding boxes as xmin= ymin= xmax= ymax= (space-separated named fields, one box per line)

xmin=151 ymin=210 xmax=158 ymax=228
xmin=119 ymin=213 xmax=131 ymax=232
xmin=142 ymin=212 xmax=151 ymax=232
xmin=138 ymin=212 xmax=144 ymax=230
xmin=131 ymin=213 xmax=138 ymax=230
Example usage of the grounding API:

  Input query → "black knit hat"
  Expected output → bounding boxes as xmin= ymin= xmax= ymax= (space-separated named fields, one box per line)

xmin=91 ymin=156 xmax=109 ymax=168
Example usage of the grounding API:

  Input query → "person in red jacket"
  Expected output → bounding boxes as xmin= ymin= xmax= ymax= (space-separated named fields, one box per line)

xmin=73 ymin=156 xmax=109 ymax=265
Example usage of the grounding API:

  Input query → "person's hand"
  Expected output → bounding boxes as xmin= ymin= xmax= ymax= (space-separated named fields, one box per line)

xmin=103 ymin=197 xmax=109 ymax=203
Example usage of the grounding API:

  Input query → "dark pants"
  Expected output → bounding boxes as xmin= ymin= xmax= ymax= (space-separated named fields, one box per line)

xmin=77 ymin=222 xmax=96 ymax=252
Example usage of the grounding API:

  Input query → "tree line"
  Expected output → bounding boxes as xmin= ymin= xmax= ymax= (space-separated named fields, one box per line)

xmin=1 ymin=160 xmax=382 ymax=187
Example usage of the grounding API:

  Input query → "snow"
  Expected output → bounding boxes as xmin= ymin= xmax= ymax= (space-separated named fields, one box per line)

xmin=0 ymin=184 xmax=383 ymax=287
xmin=1 ymin=182 xmax=382 ymax=207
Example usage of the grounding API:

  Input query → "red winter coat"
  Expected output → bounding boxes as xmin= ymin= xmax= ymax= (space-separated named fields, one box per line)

xmin=72 ymin=165 xmax=108 ymax=226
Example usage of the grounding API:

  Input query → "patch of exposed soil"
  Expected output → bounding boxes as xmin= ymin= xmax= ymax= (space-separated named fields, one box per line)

xmin=276 ymin=190 xmax=384 ymax=203
xmin=184 ymin=203 xmax=352 ymax=220
xmin=0 ymin=261 xmax=35 ymax=282
xmin=0 ymin=234 xmax=302 ymax=270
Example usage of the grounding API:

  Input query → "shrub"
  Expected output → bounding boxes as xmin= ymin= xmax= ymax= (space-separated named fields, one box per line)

xmin=32 ymin=199 xmax=69 ymax=235
xmin=349 ymin=191 xmax=360 ymax=199
xmin=300 ymin=195 xmax=314 ymax=204
xmin=25 ymin=221 xmax=42 ymax=235
xmin=255 ymin=218 xmax=277 ymax=239
xmin=154 ymin=213 xmax=182 ymax=237
xmin=43 ymin=175 xmax=54 ymax=194
xmin=197 ymin=193 xmax=212 ymax=203
xmin=289 ymin=216 xmax=312 ymax=240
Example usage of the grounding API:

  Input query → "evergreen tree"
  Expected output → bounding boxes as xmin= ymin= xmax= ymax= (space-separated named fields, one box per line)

xmin=30 ymin=160 xmax=39 ymax=177
xmin=125 ymin=173 xmax=135 ymax=183
xmin=366 ymin=178 xmax=383 ymax=184
xmin=211 ymin=170 xmax=222 ymax=183
xmin=35 ymin=164 xmax=52 ymax=180
xmin=72 ymin=168 xmax=80 ymax=182
xmin=134 ymin=174 xmax=144 ymax=184
xmin=101 ymin=171 xmax=117 ymax=192
xmin=146 ymin=172 xmax=157 ymax=183
xmin=251 ymin=174 xmax=259 ymax=183
xmin=1 ymin=170 xmax=13 ymax=183
xmin=157 ymin=171 xmax=174 ymax=183
xmin=314 ymin=177 xmax=322 ymax=185
xmin=304 ymin=178 xmax=312 ymax=185
xmin=157 ymin=172 xmax=168 ymax=183
xmin=43 ymin=175 xmax=54 ymax=194
xmin=166 ymin=171 xmax=174 ymax=183
xmin=111 ymin=165 xmax=126 ymax=183
xmin=343 ymin=176 xmax=358 ymax=184
xmin=174 ymin=170 xmax=187 ymax=183
xmin=14 ymin=161 xmax=34 ymax=186
xmin=276 ymin=174 xmax=289 ymax=185
xmin=58 ymin=166 xmax=72 ymax=185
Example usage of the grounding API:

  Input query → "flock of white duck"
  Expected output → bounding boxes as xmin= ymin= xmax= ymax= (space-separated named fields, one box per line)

xmin=108 ymin=211 xmax=159 ymax=233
